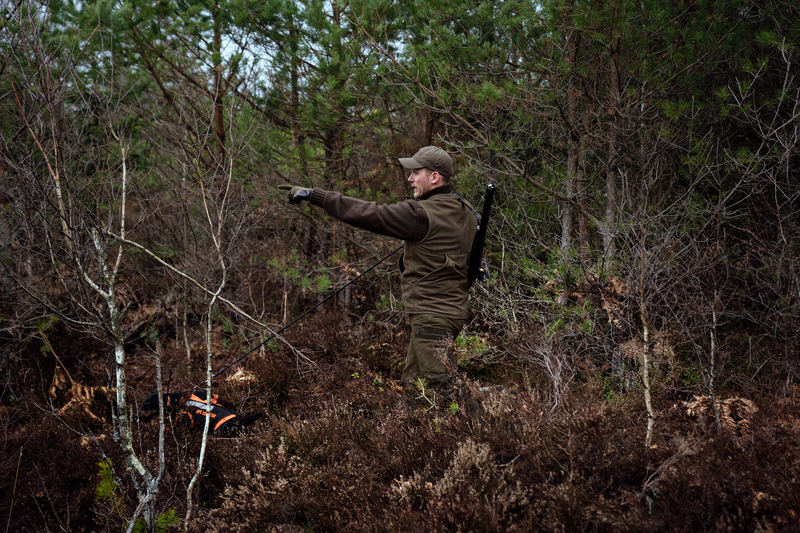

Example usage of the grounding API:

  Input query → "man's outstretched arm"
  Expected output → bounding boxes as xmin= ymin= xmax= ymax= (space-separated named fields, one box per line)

xmin=280 ymin=185 xmax=429 ymax=242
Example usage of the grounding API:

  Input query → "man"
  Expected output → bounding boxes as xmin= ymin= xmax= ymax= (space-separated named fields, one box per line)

xmin=279 ymin=146 xmax=477 ymax=400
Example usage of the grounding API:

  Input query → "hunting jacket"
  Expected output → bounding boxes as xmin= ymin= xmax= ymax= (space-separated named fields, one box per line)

xmin=309 ymin=185 xmax=476 ymax=319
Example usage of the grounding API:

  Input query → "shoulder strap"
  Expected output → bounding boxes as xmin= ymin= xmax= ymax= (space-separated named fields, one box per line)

xmin=453 ymin=192 xmax=482 ymax=220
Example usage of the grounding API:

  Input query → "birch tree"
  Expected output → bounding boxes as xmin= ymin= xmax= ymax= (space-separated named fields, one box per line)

xmin=0 ymin=4 xmax=173 ymax=529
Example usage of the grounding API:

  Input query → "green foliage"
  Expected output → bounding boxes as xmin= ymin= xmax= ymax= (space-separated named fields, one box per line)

xmin=375 ymin=294 xmax=391 ymax=311
xmin=455 ymin=335 xmax=488 ymax=357
xmin=546 ymin=318 xmax=566 ymax=338
xmin=680 ymin=366 xmax=702 ymax=387
xmin=94 ymin=460 xmax=115 ymax=501
xmin=35 ymin=315 xmax=60 ymax=335
xmin=600 ymin=374 xmax=618 ymax=402
xmin=153 ymin=509 xmax=181 ymax=532
xmin=96 ymin=460 xmax=180 ymax=532
xmin=266 ymin=250 xmax=335 ymax=295
xmin=314 ymin=275 xmax=331 ymax=293
xmin=95 ymin=460 xmax=127 ymax=517
xmin=151 ymin=243 xmax=177 ymax=260
xmin=126 ymin=508 xmax=180 ymax=533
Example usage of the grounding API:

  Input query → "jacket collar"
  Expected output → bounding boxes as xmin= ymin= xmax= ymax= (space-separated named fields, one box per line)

xmin=418 ymin=183 xmax=453 ymax=201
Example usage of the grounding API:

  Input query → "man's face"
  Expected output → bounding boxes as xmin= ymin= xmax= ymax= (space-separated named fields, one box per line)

xmin=408 ymin=167 xmax=437 ymax=198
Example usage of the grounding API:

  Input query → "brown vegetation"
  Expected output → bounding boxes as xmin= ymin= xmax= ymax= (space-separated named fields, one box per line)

xmin=2 ymin=286 xmax=800 ymax=531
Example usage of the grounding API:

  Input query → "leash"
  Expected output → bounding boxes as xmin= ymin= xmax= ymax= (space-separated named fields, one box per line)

xmin=212 ymin=242 xmax=404 ymax=378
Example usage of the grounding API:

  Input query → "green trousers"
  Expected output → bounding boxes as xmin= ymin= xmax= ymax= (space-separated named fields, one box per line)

xmin=401 ymin=314 xmax=465 ymax=389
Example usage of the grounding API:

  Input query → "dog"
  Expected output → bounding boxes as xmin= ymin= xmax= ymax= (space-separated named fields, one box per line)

xmin=139 ymin=391 xmax=187 ymax=418
xmin=139 ymin=390 xmax=262 ymax=437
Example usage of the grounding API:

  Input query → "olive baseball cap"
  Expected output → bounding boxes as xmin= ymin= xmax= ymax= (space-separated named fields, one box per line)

xmin=398 ymin=146 xmax=453 ymax=178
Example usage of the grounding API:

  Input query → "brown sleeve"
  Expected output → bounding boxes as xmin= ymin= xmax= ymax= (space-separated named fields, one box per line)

xmin=309 ymin=188 xmax=428 ymax=242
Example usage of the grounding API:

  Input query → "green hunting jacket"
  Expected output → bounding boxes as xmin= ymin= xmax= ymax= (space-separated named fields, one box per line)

xmin=309 ymin=185 xmax=477 ymax=319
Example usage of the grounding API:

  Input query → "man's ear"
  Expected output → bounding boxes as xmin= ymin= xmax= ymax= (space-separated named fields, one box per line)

xmin=430 ymin=171 xmax=441 ymax=185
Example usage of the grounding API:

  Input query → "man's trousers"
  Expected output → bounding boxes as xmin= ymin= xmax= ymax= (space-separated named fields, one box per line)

xmin=401 ymin=313 xmax=465 ymax=389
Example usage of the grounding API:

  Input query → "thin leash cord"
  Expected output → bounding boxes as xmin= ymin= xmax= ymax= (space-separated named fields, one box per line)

xmin=212 ymin=243 xmax=403 ymax=379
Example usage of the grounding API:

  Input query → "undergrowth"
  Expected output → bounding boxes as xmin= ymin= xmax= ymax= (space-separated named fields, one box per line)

xmin=2 ymin=297 xmax=799 ymax=532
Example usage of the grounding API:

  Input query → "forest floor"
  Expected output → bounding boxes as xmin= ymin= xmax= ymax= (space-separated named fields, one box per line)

xmin=2 ymin=307 xmax=800 ymax=532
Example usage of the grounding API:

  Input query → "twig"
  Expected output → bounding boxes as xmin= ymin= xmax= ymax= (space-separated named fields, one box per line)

xmin=38 ymin=333 xmax=74 ymax=386
xmin=5 ymin=448 xmax=22 ymax=533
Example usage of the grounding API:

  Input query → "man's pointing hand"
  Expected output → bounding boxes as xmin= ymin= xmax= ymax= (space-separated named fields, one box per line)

xmin=278 ymin=184 xmax=312 ymax=205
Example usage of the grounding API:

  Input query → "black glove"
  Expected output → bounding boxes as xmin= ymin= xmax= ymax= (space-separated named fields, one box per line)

xmin=278 ymin=184 xmax=312 ymax=205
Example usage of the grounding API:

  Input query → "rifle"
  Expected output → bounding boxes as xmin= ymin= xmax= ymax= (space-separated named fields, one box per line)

xmin=467 ymin=183 xmax=495 ymax=289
